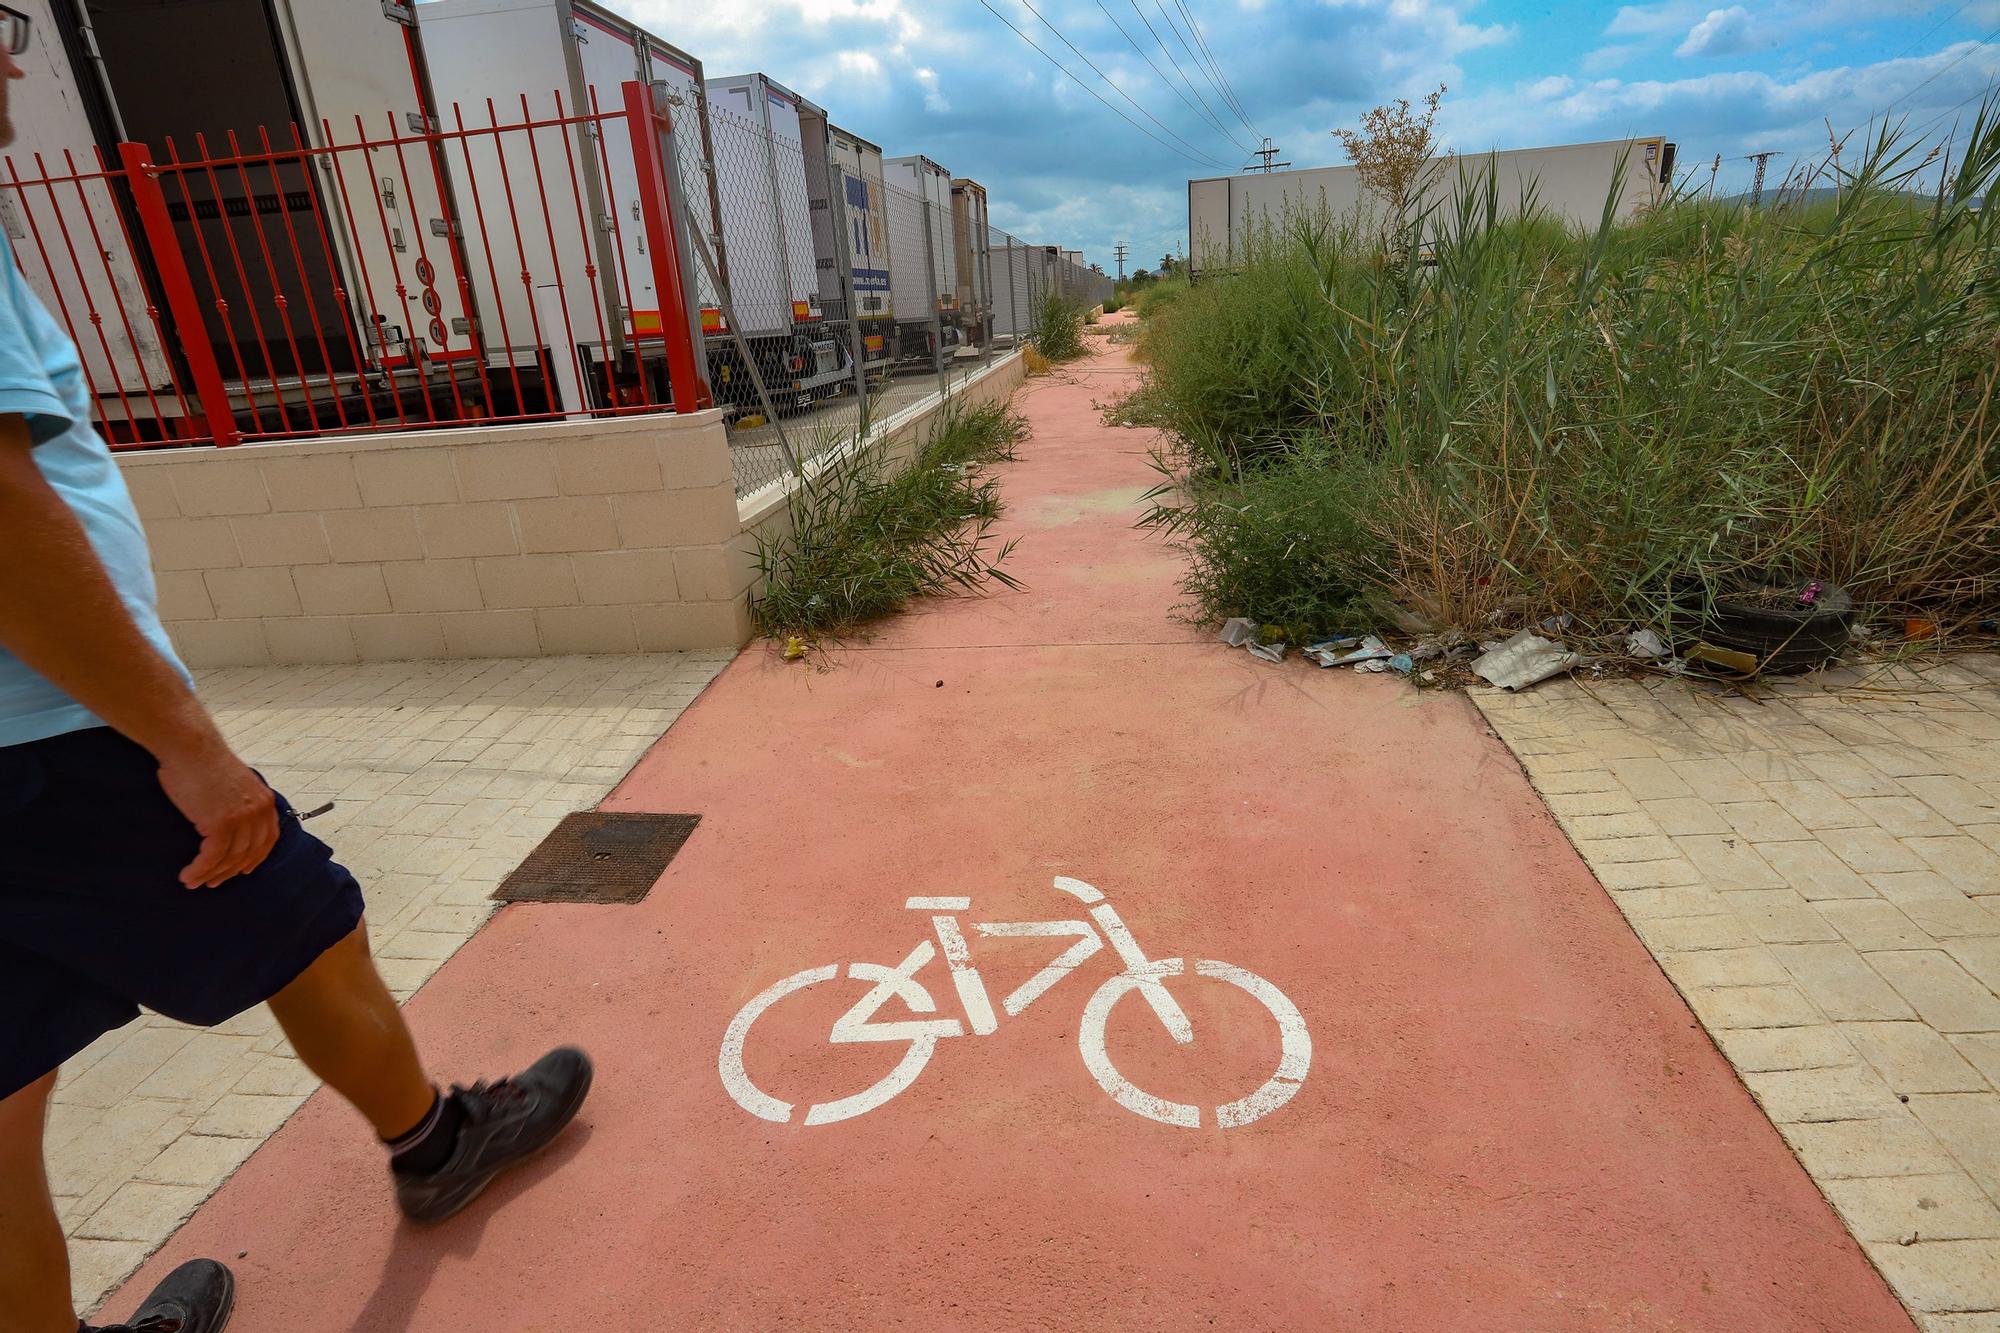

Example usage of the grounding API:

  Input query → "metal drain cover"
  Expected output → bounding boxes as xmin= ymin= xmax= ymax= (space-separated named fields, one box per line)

xmin=493 ymin=812 xmax=701 ymax=905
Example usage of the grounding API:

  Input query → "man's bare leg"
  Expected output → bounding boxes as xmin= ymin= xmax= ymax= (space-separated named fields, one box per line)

xmin=0 ymin=1070 xmax=75 ymax=1333
xmin=266 ymin=924 xmax=434 ymax=1140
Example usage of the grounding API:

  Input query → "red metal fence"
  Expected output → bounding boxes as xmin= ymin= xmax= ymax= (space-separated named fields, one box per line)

xmin=1 ymin=80 xmax=706 ymax=449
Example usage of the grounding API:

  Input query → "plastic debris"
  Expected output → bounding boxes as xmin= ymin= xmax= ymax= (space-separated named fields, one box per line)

xmin=1220 ymin=618 xmax=1258 ymax=648
xmin=1305 ymin=636 xmax=1364 ymax=654
xmin=782 ymin=636 xmax=807 ymax=662
xmin=1685 ymin=641 xmax=1759 ymax=676
xmin=1472 ymin=630 xmax=1582 ymax=691
xmin=1389 ymin=653 xmax=1415 ymax=674
xmin=1246 ymin=641 xmax=1285 ymax=663
xmin=1308 ymin=635 xmax=1394 ymax=668
xmin=1625 ymin=628 xmax=1668 ymax=659
xmin=1905 ymin=618 xmax=1938 ymax=642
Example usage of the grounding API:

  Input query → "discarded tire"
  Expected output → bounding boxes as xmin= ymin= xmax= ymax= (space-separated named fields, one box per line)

xmin=1669 ymin=576 xmax=1854 ymax=675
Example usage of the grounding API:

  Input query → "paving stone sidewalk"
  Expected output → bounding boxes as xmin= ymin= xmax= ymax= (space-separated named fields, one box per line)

xmin=47 ymin=651 xmax=731 ymax=1315
xmin=1473 ymin=655 xmax=2000 ymax=1330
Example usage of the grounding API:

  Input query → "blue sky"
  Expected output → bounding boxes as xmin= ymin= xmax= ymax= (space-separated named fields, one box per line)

xmin=604 ymin=0 xmax=2000 ymax=273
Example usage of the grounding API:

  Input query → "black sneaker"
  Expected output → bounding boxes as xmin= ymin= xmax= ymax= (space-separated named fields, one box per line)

xmin=87 ymin=1257 xmax=233 ymax=1332
xmin=394 ymin=1046 xmax=593 ymax=1225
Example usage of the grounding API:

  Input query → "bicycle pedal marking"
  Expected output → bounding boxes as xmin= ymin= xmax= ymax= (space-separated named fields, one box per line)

xmin=718 ymin=877 xmax=1312 ymax=1130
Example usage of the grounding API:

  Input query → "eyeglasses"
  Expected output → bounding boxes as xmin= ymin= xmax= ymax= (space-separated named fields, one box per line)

xmin=1 ymin=6 xmax=27 ymax=57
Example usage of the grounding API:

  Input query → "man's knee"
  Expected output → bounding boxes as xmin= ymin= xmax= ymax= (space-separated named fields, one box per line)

xmin=0 ymin=1070 xmax=58 ymax=1149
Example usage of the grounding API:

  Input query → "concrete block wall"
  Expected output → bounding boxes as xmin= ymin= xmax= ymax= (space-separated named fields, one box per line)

xmin=119 ymin=411 xmax=745 ymax=667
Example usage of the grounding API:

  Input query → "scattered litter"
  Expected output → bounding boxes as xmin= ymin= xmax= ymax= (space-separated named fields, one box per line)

xmin=1684 ymin=641 xmax=1759 ymax=676
xmin=1220 ymin=618 xmax=1258 ymax=648
xmin=1304 ymin=635 xmax=1364 ymax=655
xmin=1905 ymin=618 xmax=1939 ymax=642
xmin=1389 ymin=653 xmax=1415 ymax=674
xmin=1246 ymin=641 xmax=1285 ymax=663
xmin=1542 ymin=614 xmax=1574 ymax=634
xmin=1357 ymin=659 xmax=1392 ymax=673
xmin=782 ymin=636 xmax=807 ymax=662
xmin=1472 ymin=630 xmax=1582 ymax=691
xmin=1307 ymin=635 xmax=1393 ymax=668
xmin=1798 ymin=581 xmax=1824 ymax=606
xmin=1625 ymin=628 xmax=1668 ymax=659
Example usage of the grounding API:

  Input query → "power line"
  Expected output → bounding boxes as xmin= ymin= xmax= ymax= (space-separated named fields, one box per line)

xmin=973 ymin=0 xmax=1234 ymax=169
xmin=1155 ymin=0 xmax=1254 ymax=143
xmin=1881 ymin=23 xmax=2000 ymax=119
xmin=1007 ymin=0 xmax=1233 ymax=168
xmin=1172 ymin=0 xmax=1260 ymax=139
xmin=1126 ymin=0 xmax=1251 ymax=153
xmin=1090 ymin=0 xmax=1246 ymax=159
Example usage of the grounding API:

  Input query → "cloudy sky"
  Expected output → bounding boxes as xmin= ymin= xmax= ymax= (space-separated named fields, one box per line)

xmin=600 ymin=0 xmax=2000 ymax=274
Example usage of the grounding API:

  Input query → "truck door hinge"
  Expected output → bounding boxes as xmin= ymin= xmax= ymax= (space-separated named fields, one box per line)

xmin=382 ymin=0 xmax=418 ymax=26
xmin=429 ymin=218 xmax=461 ymax=238
xmin=406 ymin=112 xmax=440 ymax=135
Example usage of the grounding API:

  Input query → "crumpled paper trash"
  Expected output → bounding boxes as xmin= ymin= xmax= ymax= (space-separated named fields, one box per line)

xmin=1472 ymin=630 xmax=1582 ymax=690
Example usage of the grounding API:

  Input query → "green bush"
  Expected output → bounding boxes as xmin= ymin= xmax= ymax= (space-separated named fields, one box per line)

xmin=1141 ymin=119 xmax=2000 ymax=637
xmin=1034 ymin=290 xmax=1088 ymax=362
xmin=1101 ymin=295 xmax=1124 ymax=314
xmin=753 ymin=403 xmax=1028 ymax=638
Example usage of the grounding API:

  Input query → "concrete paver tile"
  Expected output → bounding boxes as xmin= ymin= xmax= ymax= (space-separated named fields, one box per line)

xmin=1917 ymin=1313 xmax=2000 ymax=1332
xmin=69 ymin=1240 xmax=153 ymax=1319
xmin=1773 ymin=943 xmax=1920 ymax=1022
xmin=1604 ymin=756 xmax=1694 ymax=799
xmin=1966 ymin=825 xmax=2000 ymax=858
xmin=1562 ymin=811 xmax=1663 ymax=840
xmin=130 ymin=1035 xmax=257 ymax=1103
xmin=1801 ymin=752 xmax=1910 ymax=799
xmin=75 ymin=1183 xmax=207 ymax=1244
xmin=1609 ymin=885 xmax=1728 ymax=919
xmin=1686 ymin=983 xmax=1824 ymax=1029
xmin=1821 ymin=1173 xmax=2000 ymax=1243
xmin=1950 ymin=1036 xmax=2000 ymax=1091
xmin=1678 ymin=835 xmax=1788 ymax=889
xmin=1825 ymin=827 xmax=1932 ymax=874
xmin=1742 ymin=1064 xmax=1908 ymax=1123
xmin=1576 ymin=834 xmax=1681 ymax=864
xmin=1758 ymin=780 xmax=1874 ymax=830
xmin=1659 ymin=947 xmax=1790 ymax=989
xmin=1858 ymin=744 xmax=1959 ymax=778
xmin=1904 ymin=837 xmax=2000 ymax=894
xmin=1718 ymin=801 xmax=1819 ymax=843
xmin=1823 ymin=900 xmax=1939 ymax=952
xmin=1729 ymin=751 xmax=1820 ymax=784
xmin=1716 ymin=1026 xmax=1861 ymax=1072
xmin=1762 ymin=840 xmax=1879 ymax=901
xmin=1724 ymin=890 xmax=1843 ymax=944
xmin=1907 ymin=1095 xmax=2000 ymax=1202
xmin=1902 ymin=777 xmax=2000 ymax=828
xmin=1853 ymin=798 xmax=1964 ymax=840
xmin=1641 ymin=797 xmax=1732 ymax=836
xmin=1844 ymin=1023 xmax=1992 ymax=1095
xmin=1596 ymin=858 xmax=1706 ymax=890
xmin=1782 ymin=1115 xmax=1961 ymax=1178
xmin=1528 ymin=768 xmax=1623 ymax=795
xmin=1869 ymin=953 xmax=2000 ymax=1033
xmin=1668 ymin=758 xmax=1766 ymax=803
xmin=1941 ymin=938 xmax=2000 ymax=995
xmin=1630 ymin=913 xmax=1759 ymax=952
xmin=1871 ymin=875 xmax=2000 ymax=939
xmin=137 ymin=1135 xmax=262 ymax=1188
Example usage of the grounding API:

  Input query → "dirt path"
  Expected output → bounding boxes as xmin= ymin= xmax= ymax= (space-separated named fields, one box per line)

xmin=115 ymin=322 xmax=1911 ymax=1330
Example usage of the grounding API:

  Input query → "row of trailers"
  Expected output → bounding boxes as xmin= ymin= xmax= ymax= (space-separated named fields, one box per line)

xmin=3 ymin=0 xmax=1082 ymax=441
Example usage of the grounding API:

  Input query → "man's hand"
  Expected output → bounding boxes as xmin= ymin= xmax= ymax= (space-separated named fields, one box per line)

xmin=156 ymin=743 xmax=280 ymax=889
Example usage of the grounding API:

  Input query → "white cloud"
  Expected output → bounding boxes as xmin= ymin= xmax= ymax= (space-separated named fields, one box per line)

xmin=1677 ymin=6 xmax=1764 ymax=58
xmin=1581 ymin=42 xmax=1644 ymax=75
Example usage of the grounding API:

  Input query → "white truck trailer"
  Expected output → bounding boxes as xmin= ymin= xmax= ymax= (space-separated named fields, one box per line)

xmin=1187 ymin=136 xmax=1676 ymax=278
xmin=827 ymin=125 xmax=893 ymax=370
xmin=950 ymin=177 xmax=992 ymax=349
xmin=418 ymin=0 xmax=720 ymax=407
xmin=4 ymin=0 xmax=464 ymax=435
xmin=702 ymin=71 xmax=850 ymax=408
xmin=882 ymin=153 xmax=956 ymax=365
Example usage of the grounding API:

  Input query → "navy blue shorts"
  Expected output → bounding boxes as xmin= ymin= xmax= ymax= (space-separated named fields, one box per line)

xmin=0 ymin=727 xmax=365 ymax=1101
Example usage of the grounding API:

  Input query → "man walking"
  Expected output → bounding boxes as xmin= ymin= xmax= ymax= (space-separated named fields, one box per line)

xmin=0 ymin=13 xmax=591 ymax=1331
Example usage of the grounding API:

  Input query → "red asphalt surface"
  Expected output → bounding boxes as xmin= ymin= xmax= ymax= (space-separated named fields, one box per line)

xmin=116 ymin=320 xmax=1911 ymax=1331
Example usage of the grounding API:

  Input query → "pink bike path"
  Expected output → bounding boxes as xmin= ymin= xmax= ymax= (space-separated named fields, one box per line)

xmin=117 ymin=323 xmax=1910 ymax=1330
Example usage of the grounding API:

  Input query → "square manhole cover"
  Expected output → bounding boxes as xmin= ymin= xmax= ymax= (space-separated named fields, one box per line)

xmin=493 ymin=812 xmax=701 ymax=905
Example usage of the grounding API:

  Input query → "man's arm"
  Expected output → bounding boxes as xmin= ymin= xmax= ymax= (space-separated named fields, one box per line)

xmin=0 ymin=416 xmax=276 ymax=888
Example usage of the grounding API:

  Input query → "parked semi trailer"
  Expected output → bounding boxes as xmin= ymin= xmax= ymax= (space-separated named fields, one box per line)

xmin=5 ymin=0 xmax=465 ymax=435
xmin=950 ymin=177 xmax=991 ymax=350
xmin=882 ymin=153 xmax=956 ymax=364
xmin=419 ymin=0 xmax=720 ymax=408
xmin=806 ymin=120 xmax=894 ymax=374
xmin=703 ymin=71 xmax=850 ymax=409
xmin=1186 ymin=136 xmax=1675 ymax=278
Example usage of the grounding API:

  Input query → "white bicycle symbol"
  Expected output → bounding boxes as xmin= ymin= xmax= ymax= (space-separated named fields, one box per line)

xmin=719 ymin=876 xmax=1310 ymax=1129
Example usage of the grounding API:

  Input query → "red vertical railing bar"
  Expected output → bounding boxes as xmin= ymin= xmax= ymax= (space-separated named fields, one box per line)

xmin=183 ymin=134 xmax=294 ymax=431
xmin=525 ymin=92 xmax=614 ymax=411
xmin=620 ymin=82 xmax=706 ymax=413
xmin=481 ymin=99 xmax=552 ymax=412
xmin=399 ymin=86 xmax=496 ymax=419
xmin=582 ymin=87 xmax=651 ymax=407
xmin=354 ymin=114 xmax=439 ymax=424
xmin=448 ymin=102 xmax=527 ymax=416
xmin=288 ymin=126 xmax=379 ymax=431
xmin=4 ymin=157 xmax=109 ymax=417
xmin=382 ymin=110 xmax=468 ymax=422
xmin=225 ymin=129 xmax=320 ymax=435
xmin=56 ymin=150 xmax=167 ymax=435
xmin=321 ymin=119 xmax=411 ymax=429
xmin=115 ymin=142 xmax=241 ymax=446
xmin=254 ymin=127 xmax=347 ymax=431
xmin=156 ymin=141 xmax=263 ymax=435
xmin=92 ymin=145 xmax=196 ymax=431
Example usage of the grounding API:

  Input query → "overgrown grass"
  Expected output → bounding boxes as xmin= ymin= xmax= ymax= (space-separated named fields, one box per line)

xmin=1034 ymin=290 xmax=1088 ymax=362
xmin=1140 ymin=115 xmax=2000 ymax=642
xmin=1102 ymin=295 xmax=1125 ymax=314
xmin=753 ymin=401 xmax=1029 ymax=638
